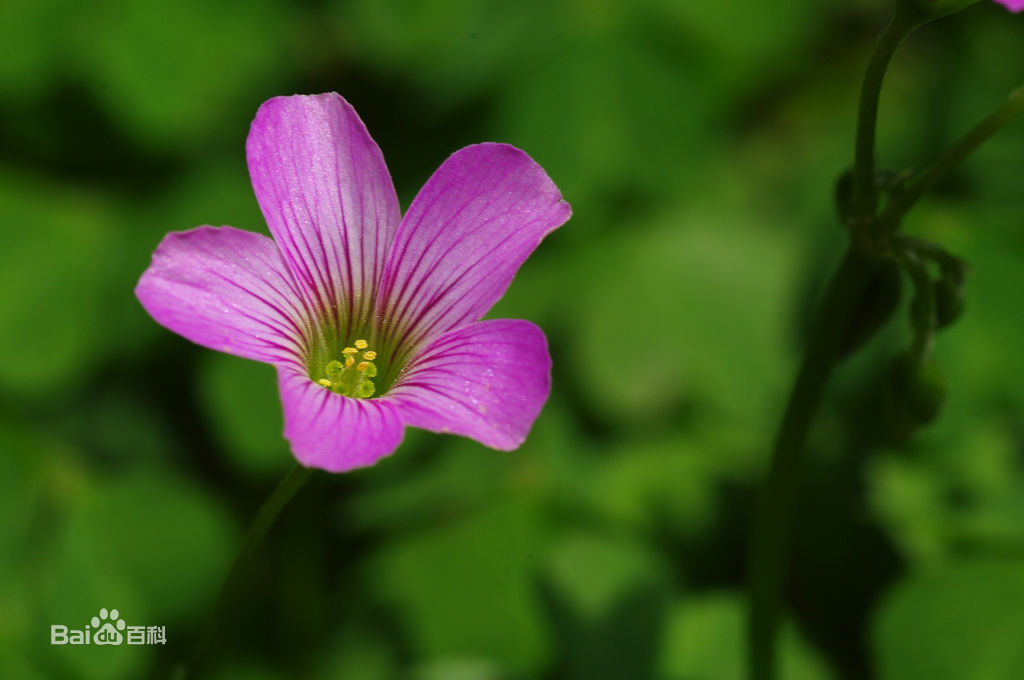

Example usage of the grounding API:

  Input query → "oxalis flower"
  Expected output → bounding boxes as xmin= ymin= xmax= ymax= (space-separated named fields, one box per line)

xmin=136 ymin=93 xmax=571 ymax=472
xmin=994 ymin=0 xmax=1024 ymax=11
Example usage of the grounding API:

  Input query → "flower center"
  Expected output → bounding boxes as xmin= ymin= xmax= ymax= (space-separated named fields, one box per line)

xmin=316 ymin=339 xmax=379 ymax=398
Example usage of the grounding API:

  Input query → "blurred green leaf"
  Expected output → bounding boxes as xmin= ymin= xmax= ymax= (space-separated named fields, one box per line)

xmin=66 ymin=0 xmax=291 ymax=148
xmin=644 ymin=0 xmax=822 ymax=97
xmin=0 ymin=171 xmax=121 ymax=399
xmin=144 ymin=159 xmax=267 ymax=241
xmin=874 ymin=559 xmax=1024 ymax=680
xmin=314 ymin=627 xmax=397 ymax=680
xmin=348 ymin=397 xmax=578 ymax=534
xmin=334 ymin=0 xmax=554 ymax=105
xmin=0 ymin=421 xmax=57 ymax=659
xmin=0 ymin=645 xmax=49 ymax=680
xmin=544 ymin=531 xmax=668 ymax=624
xmin=347 ymin=436 xmax=504 ymax=532
xmin=660 ymin=593 xmax=834 ymax=680
xmin=409 ymin=657 xmax=505 ymax=680
xmin=538 ymin=531 xmax=669 ymax=680
xmin=933 ymin=221 xmax=1024 ymax=408
xmin=370 ymin=501 xmax=549 ymax=675
xmin=198 ymin=353 xmax=290 ymax=478
xmin=869 ymin=416 xmax=1024 ymax=565
xmin=498 ymin=37 xmax=710 ymax=211
xmin=588 ymin=434 xmax=720 ymax=537
xmin=212 ymin=664 xmax=289 ymax=680
xmin=0 ymin=0 xmax=69 ymax=98
xmin=0 ymin=423 xmax=46 ymax=581
xmin=867 ymin=455 xmax=948 ymax=563
xmin=43 ymin=468 xmax=235 ymax=679
xmin=62 ymin=390 xmax=178 ymax=465
xmin=568 ymin=202 xmax=799 ymax=431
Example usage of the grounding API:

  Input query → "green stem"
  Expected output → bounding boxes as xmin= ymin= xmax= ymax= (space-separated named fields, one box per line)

xmin=179 ymin=463 xmax=314 ymax=679
xmin=851 ymin=7 xmax=920 ymax=219
xmin=746 ymin=10 xmax=920 ymax=679
xmin=747 ymin=246 xmax=878 ymax=680
xmin=883 ymin=84 xmax=1024 ymax=222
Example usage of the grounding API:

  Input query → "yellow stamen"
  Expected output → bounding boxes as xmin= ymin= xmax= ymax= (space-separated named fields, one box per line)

xmin=317 ymin=342 xmax=379 ymax=398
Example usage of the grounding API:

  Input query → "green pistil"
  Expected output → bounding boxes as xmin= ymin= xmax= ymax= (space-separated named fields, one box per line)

xmin=316 ymin=341 xmax=378 ymax=398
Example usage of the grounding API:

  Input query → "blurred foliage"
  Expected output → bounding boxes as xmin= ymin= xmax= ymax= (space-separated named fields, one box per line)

xmin=1 ymin=0 xmax=1023 ymax=678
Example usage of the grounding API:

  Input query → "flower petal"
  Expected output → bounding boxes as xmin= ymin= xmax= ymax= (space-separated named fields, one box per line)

xmin=136 ymin=226 xmax=308 ymax=365
xmin=246 ymin=93 xmax=401 ymax=334
xmin=387 ymin=319 xmax=551 ymax=450
xmin=994 ymin=0 xmax=1024 ymax=12
xmin=277 ymin=366 xmax=405 ymax=472
xmin=377 ymin=143 xmax=570 ymax=354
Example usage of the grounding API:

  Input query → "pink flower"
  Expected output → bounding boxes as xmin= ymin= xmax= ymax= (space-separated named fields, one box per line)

xmin=136 ymin=93 xmax=571 ymax=472
xmin=994 ymin=0 xmax=1024 ymax=11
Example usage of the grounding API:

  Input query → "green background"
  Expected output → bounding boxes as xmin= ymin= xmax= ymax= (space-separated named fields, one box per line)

xmin=2 ymin=0 xmax=1024 ymax=678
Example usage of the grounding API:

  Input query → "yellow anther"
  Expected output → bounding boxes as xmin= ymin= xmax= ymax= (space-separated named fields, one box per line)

xmin=356 ymin=361 xmax=370 ymax=372
xmin=362 ymin=350 xmax=377 ymax=360
xmin=342 ymin=347 xmax=358 ymax=355
xmin=317 ymin=378 xmax=332 ymax=387
xmin=354 ymin=339 xmax=368 ymax=349
xmin=345 ymin=356 xmax=355 ymax=368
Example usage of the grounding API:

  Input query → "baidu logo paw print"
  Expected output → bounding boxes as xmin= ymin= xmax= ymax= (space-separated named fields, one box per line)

xmin=50 ymin=607 xmax=165 ymax=646
xmin=91 ymin=608 xmax=125 ymax=645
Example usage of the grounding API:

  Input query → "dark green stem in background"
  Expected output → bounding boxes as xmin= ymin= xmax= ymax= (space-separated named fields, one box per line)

xmin=747 ymin=9 xmax=1024 ymax=679
xmin=851 ymin=7 xmax=919 ymax=219
xmin=747 ymin=247 xmax=877 ymax=680
xmin=748 ymin=9 xmax=920 ymax=680
xmin=884 ymin=85 xmax=1024 ymax=222
xmin=179 ymin=463 xmax=314 ymax=680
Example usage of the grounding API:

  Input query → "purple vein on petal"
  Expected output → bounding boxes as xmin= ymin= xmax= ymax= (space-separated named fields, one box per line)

xmin=397 ymin=206 xmax=532 ymax=350
xmin=378 ymin=145 xmax=566 ymax=358
xmin=377 ymin=158 xmax=503 ymax=345
xmin=240 ymin=244 xmax=314 ymax=325
xmin=387 ymin=319 xmax=551 ymax=451
xmin=206 ymin=271 xmax=307 ymax=343
xmin=136 ymin=226 xmax=312 ymax=366
xmin=380 ymin=186 xmax=485 ymax=332
xmin=247 ymin=94 xmax=402 ymax=346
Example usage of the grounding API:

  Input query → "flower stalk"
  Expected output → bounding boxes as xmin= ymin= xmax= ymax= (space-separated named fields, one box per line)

xmin=851 ymin=6 xmax=920 ymax=220
xmin=182 ymin=464 xmax=314 ymax=679
xmin=748 ymin=9 xmax=919 ymax=674
xmin=747 ymin=247 xmax=878 ymax=680
xmin=884 ymin=84 xmax=1024 ymax=222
